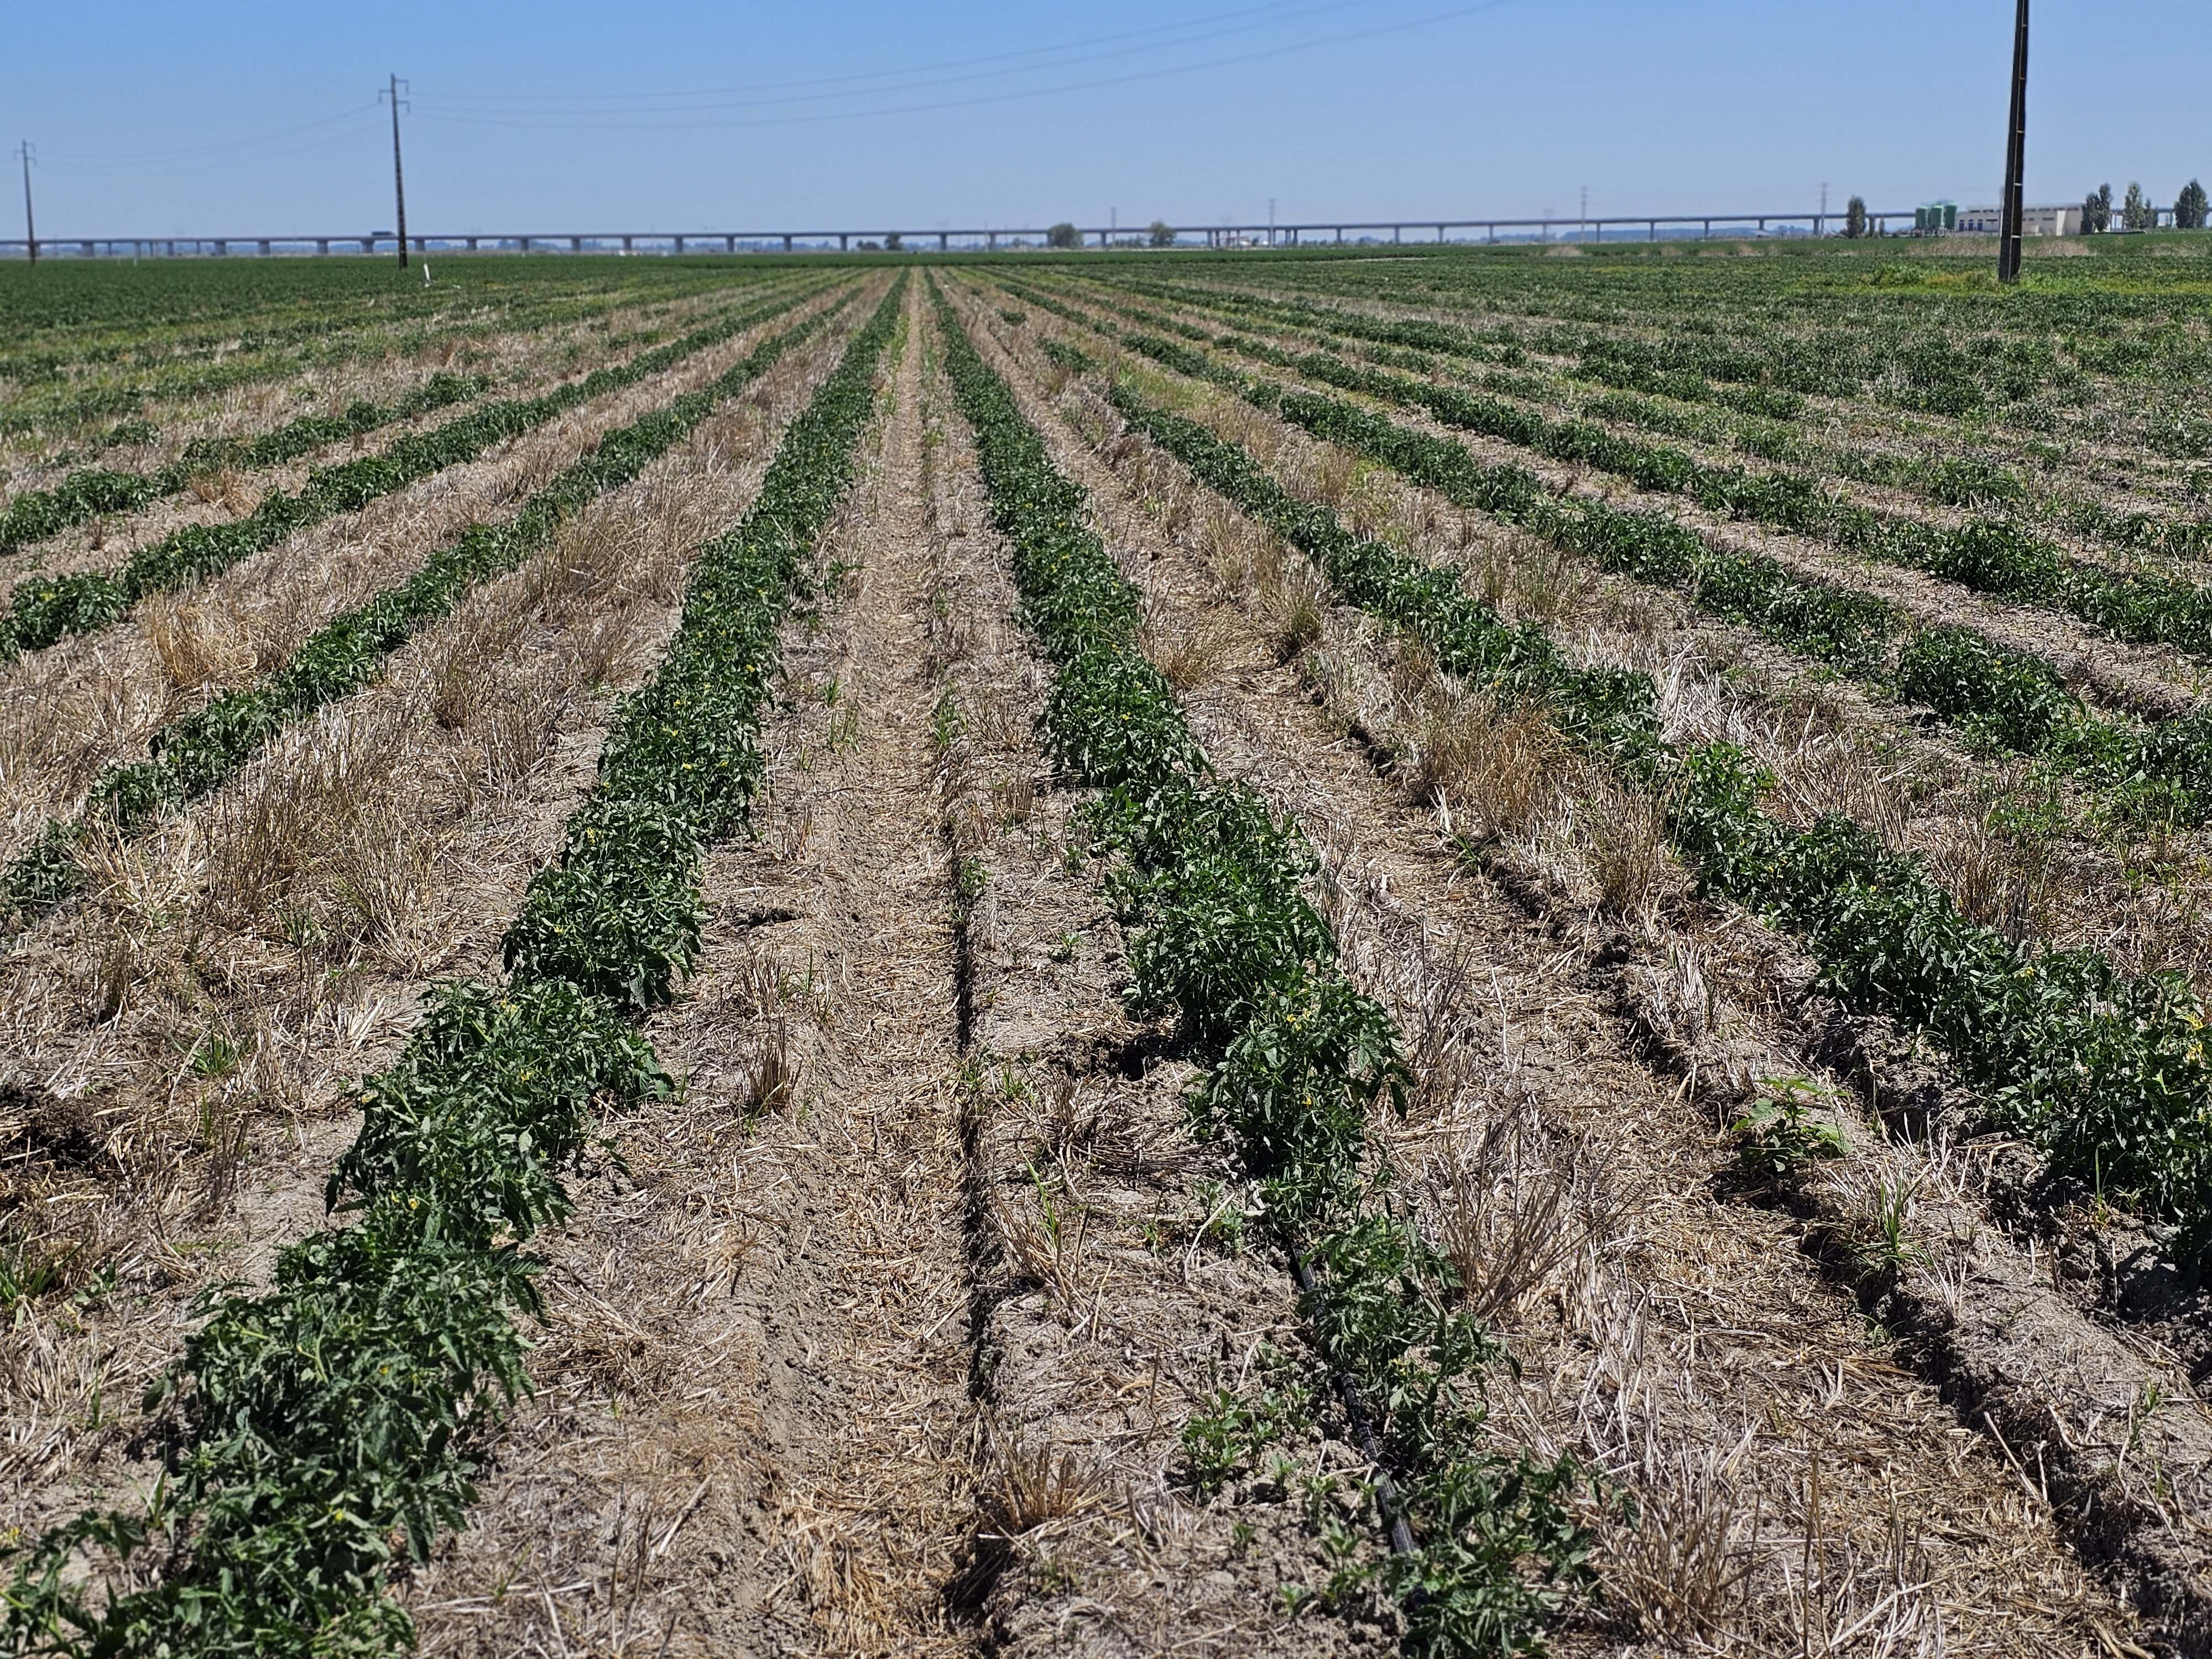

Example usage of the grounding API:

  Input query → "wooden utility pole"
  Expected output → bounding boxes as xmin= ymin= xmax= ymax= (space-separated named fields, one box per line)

xmin=1999 ymin=0 xmax=2030 ymax=283
xmin=15 ymin=142 xmax=34 ymax=265
xmin=381 ymin=74 xmax=410 ymax=268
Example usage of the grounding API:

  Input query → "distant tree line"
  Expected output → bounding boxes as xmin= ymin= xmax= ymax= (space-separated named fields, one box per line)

xmin=1831 ymin=180 xmax=2210 ymax=242
xmin=1041 ymin=221 xmax=1183 ymax=249
xmin=2080 ymin=179 xmax=2208 ymax=232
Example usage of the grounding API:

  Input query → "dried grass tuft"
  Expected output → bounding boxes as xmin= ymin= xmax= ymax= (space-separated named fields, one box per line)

xmin=184 ymin=468 xmax=233 ymax=505
xmin=1423 ymin=1107 xmax=1616 ymax=1327
xmin=1255 ymin=562 xmax=1329 ymax=662
xmin=1472 ymin=530 xmax=1593 ymax=624
xmin=1584 ymin=777 xmax=1671 ymax=924
xmin=740 ymin=1019 xmax=801 ymax=1119
xmin=1408 ymin=692 xmax=1562 ymax=842
xmin=1926 ymin=812 xmax=2049 ymax=944
xmin=990 ymin=1177 xmax=1090 ymax=1319
xmin=1139 ymin=602 xmax=1238 ymax=690
xmin=976 ymin=1421 xmax=1103 ymax=1540
xmin=992 ymin=770 xmax=1036 ymax=827
xmin=1603 ymin=1444 xmax=1757 ymax=1642
xmin=141 ymin=594 xmax=255 ymax=693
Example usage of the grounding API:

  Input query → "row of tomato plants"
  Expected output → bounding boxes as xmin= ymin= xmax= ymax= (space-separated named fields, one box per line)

xmin=0 ymin=275 xmax=832 ymax=659
xmin=1012 ymin=279 xmax=2212 ymax=831
xmin=1082 ymin=275 xmax=2212 ymax=640
xmin=1024 ymin=314 xmax=2212 ymax=1271
xmin=0 ymin=262 xmax=740 ymax=384
xmin=1098 ymin=270 xmax=2212 ymax=572
xmin=1300 ymin=264 xmax=2212 ymax=520
xmin=0 ymin=264 xmax=753 ymax=445
xmin=0 ymin=278 xmax=904 ymax=1659
xmin=0 ymin=373 xmax=496 ymax=554
xmin=938 ymin=280 xmax=1590 ymax=1655
xmin=1095 ymin=272 xmax=1814 ymax=420
xmin=1 ymin=288 xmax=857 ymax=920
xmin=1083 ymin=276 xmax=2018 ymax=505
xmin=1182 ymin=257 xmax=2142 ymax=414
xmin=0 ymin=282 xmax=769 ymax=553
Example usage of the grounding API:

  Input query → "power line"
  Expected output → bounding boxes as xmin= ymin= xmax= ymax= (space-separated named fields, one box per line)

xmin=41 ymin=118 xmax=384 ymax=182
xmin=423 ymin=0 xmax=1366 ymax=113
xmin=39 ymin=103 xmax=381 ymax=168
xmin=408 ymin=0 xmax=1528 ymax=133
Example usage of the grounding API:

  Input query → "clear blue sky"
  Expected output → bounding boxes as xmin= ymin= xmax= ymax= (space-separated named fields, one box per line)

xmin=5 ymin=1 xmax=2208 ymax=236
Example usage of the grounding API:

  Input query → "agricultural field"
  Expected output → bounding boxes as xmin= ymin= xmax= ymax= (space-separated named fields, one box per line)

xmin=2 ymin=239 xmax=2210 ymax=1658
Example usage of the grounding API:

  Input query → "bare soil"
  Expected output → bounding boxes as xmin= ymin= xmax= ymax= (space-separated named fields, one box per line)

xmin=954 ymin=280 xmax=2189 ymax=1654
xmin=0 ymin=280 xmax=862 ymax=856
xmin=0 ymin=297 xmax=868 ymax=1546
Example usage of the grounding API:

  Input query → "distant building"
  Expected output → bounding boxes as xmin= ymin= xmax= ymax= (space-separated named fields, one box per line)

xmin=1915 ymin=201 xmax=1958 ymax=234
xmin=1957 ymin=204 xmax=2085 ymax=236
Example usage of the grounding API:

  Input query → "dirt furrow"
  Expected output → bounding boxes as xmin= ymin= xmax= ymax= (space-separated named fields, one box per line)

xmin=0 ymin=281 xmax=859 ymax=853
xmin=0 ymin=282 xmax=747 ymax=495
xmin=1005 ymin=284 xmax=2212 ymax=1021
xmin=0 ymin=280 xmax=815 ymax=592
xmin=401 ymin=282 xmax=980 ymax=1659
xmin=957 ymin=284 xmax=2162 ymax=1653
xmin=921 ymin=290 xmax=1392 ymax=1657
xmin=1037 ymin=277 xmax=2207 ymax=721
xmin=0 ymin=304 xmax=861 ymax=1545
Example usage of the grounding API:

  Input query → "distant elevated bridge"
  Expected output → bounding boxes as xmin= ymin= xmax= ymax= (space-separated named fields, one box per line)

xmin=0 ymin=210 xmax=1941 ymax=260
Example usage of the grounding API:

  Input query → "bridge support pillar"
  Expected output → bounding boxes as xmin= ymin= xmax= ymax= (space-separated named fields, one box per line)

xmin=784 ymin=234 xmax=794 ymax=252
